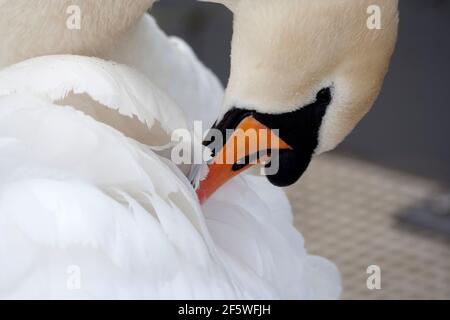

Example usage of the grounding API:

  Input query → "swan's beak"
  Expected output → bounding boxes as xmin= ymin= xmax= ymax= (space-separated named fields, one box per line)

xmin=196 ymin=116 xmax=291 ymax=204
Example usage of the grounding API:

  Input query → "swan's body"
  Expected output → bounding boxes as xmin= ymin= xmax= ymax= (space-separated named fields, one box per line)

xmin=0 ymin=1 xmax=341 ymax=299
xmin=0 ymin=0 xmax=223 ymax=128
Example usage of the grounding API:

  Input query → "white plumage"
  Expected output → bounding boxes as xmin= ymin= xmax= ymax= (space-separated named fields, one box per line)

xmin=0 ymin=14 xmax=341 ymax=299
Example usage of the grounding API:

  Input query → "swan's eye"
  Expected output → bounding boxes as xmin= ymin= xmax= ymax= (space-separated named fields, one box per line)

xmin=315 ymin=87 xmax=332 ymax=105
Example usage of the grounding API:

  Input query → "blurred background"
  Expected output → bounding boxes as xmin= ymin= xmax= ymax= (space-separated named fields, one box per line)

xmin=151 ymin=0 xmax=450 ymax=299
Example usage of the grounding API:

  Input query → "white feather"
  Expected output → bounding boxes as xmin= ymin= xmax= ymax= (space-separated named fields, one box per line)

xmin=0 ymin=55 xmax=188 ymax=136
xmin=0 ymin=17 xmax=341 ymax=299
xmin=108 ymin=15 xmax=224 ymax=129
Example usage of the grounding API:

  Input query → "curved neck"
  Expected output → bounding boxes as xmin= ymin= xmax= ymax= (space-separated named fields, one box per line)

xmin=0 ymin=0 xmax=154 ymax=68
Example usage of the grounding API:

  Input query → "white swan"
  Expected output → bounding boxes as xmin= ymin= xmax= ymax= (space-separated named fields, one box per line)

xmin=197 ymin=0 xmax=398 ymax=204
xmin=0 ymin=1 xmax=341 ymax=299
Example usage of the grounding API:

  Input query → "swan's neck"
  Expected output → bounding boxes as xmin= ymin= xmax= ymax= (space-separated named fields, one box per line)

xmin=0 ymin=0 xmax=154 ymax=68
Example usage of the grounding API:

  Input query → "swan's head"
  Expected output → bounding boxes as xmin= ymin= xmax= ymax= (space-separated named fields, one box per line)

xmin=0 ymin=0 xmax=155 ymax=67
xmin=197 ymin=0 xmax=398 ymax=203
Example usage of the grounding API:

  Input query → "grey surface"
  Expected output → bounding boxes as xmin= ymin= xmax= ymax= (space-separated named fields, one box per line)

xmin=152 ymin=0 xmax=450 ymax=185
xmin=287 ymin=153 xmax=450 ymax=299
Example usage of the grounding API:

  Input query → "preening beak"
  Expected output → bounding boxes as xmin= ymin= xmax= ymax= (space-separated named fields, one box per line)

xmin=196 ymin=88 xmax=331 ymax=204
xmin=196 ymin=115 xmax=291 ymax=204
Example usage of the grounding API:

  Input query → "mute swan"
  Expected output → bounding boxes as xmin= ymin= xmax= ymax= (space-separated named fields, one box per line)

xmin=0 ymin=1 xmax=341 ymax=299
xmin=197 ymin=0 xmax=399 ymax=203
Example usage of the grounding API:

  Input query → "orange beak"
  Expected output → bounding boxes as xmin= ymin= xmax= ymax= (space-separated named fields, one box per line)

xmin=196 ymin=116 xmax=291 ymax=204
